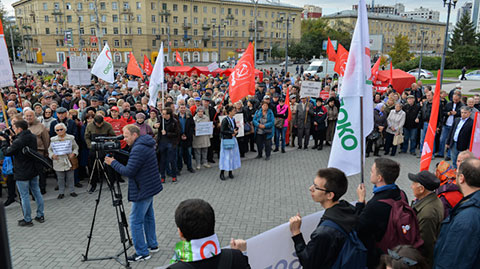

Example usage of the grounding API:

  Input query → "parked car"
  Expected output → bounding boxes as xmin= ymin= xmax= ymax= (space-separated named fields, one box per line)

xmin=458 ymin=70 xmax=480 ymax=80
xmin=256 ymin=59 xmax=265 ymax=65
xmin=293 ymin=59 xmax=306 ymax=64
xmin=407 ymin=68 xmax=434 ymax=79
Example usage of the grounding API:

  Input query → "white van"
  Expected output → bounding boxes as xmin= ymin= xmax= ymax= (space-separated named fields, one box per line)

xmin=303 ymin=59 xmax=337 ymax=78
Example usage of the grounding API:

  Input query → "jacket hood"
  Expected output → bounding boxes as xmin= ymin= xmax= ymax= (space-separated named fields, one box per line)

xmin=135 ymin=134 xmax=156 ymax=147
xmin=456 ymin=190 xmax=480 ymax=212
xmin=323 ymin=200 xmax=358 ymax=233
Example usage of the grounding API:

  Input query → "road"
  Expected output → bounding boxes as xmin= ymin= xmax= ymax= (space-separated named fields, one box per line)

xmin=3 ymin=145 xmax=428 ymax=268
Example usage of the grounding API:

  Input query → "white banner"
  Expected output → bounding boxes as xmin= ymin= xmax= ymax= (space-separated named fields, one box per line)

xmin=0 ymin=24 xmax=13 ymax=88
xmin=69 ymin=55 xmax=88 ymax=70
xmin=67 ymin=70 xmax=92 ymax=86
xmin=91 ymin=43 xmax=114 ymax=83
xmin=148 ymin=43 xmax=164 ymax=107
xmin=208 ymin=62 xmax=219 ymax=72
xmin=51 ymin=140 xmax=73 ymax=155
xmin=218 ymin=114 xmax=244 ymax=137
xmin=195 ymin=121 xmax=213 ymax=136
xmin=300 ymin=81 xmax=322 ymax=98
xmin=127 ymin=80 xmax=138 ymax=89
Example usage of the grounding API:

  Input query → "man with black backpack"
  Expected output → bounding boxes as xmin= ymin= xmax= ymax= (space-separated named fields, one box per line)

xmin=168 ymin=199 xmax=250 ymax=268
xmin=289 ymin=168 xmax=366 ymax=268
xmin=356 ymin=158 xmax=423 ymax=268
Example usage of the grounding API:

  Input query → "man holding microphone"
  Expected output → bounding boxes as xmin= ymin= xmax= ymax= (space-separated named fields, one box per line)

xmin=104 ymin=124 xmax=163 ymax=262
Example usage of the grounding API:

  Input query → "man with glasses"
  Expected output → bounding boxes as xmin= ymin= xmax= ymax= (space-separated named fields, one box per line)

xmin=288 ymin=168 xmax=359 ymax=268
xmin=0 ymin=120 xmax=44 ymax=227
xmin=434 ymin=157 xmax=480 ymax=268
xmin=49 ymin=107 xmax=77 ymax=138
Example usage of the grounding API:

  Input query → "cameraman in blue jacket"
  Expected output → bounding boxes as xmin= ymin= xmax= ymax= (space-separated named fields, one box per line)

xmin=105 ymin=124 xmax=163 ymax=262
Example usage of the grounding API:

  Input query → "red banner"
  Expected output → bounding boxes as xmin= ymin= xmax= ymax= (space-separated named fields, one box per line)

xmin=228 ymin=43 xmax=255 ymax=103
xmin=420 ymin=70 xmax=441 ymax=171
xmin=326 ymin=37 xmax=337 ymax=62
xmin=333 ymin=44 xmax=348 ymax=76
xmin=469 ymin=112 xmax=480 ymax=158
xmin=175 ymin=50 xmax=184 ymax=66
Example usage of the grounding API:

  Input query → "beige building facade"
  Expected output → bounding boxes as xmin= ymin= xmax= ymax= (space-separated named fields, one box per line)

xmin=324 ymin=10 xmax=447 ymax=56
xmin=12 ymin=0 xmax=302 ymax=64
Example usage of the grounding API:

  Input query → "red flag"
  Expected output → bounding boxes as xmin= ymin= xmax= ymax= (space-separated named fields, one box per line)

xmin=175 ymin=50 xmax=184 ymax=66
xmin=370 ymin=57 xmax=381 ymax=82
xmin=326 ymin=37 xmax=337 ymax=62
xmin=228 ymin=42 xmax=255 ymax=103
xmin=420 ymin=71 xmax=441 ymax=171
xmin=62 ymin=59 xmax=68 ymax=70
xmin=143 ymin=55 xmax=153 ymax=76
xmin=333 ymin=44 xmax=348 ymax=76
xmin=389 ymin=62 xmax=393 ymax=85
xmin=285 ymin=86 xmax=292 ymax=143
xmin=127 ymin=52 xmax=144 ymax=79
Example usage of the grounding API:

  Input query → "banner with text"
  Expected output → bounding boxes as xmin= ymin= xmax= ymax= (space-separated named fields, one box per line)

xmin=300 ymin=81 xmax=322 ymax=98
xmin=195 ymin=121 xmax=214 ymax=136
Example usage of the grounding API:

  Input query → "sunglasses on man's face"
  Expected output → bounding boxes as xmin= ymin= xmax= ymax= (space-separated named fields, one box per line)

xmin=55 ymin=128 xmax=65 ymax=132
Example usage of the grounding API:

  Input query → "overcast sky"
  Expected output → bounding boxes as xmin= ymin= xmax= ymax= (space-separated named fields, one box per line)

xmin=2 ymin=0 xmax=467 ymax=22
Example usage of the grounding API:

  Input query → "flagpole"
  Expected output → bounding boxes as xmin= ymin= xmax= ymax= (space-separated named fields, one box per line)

xmin=360 ymin=96 xmax=364 ymax=184
xmin=161 ymin=83 xmax=165 ymax=131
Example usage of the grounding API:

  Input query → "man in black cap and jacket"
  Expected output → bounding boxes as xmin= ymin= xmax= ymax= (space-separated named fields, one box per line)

xmin=289 ymin=168 xmax=359 ymax=268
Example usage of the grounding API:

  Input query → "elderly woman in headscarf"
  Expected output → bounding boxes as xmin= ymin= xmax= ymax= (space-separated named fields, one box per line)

xmin=366 ymin=103 xmax=388 ymax=157
xmin=134 ymin=112 xmax=154 ymax=137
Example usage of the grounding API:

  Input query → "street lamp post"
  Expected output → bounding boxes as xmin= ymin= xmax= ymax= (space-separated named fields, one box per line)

xmin=251 ymin=0 xmax=258 ymax=67
xmin=159 ymin=9 xmax=171 ymax=64
xmin=277 ymin=13 xmax=295 ymax=76
xmin=213 ymin=15 xmax=233 ymax=63
xmin=439 ymin=0 xmax=458 ymax=89
xmin=417 ymin=27 xmax=428 ymax=80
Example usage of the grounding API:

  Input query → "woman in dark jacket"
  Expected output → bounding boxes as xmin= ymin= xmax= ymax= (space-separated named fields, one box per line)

xmin=311 ymin=98 xmax=328 ymax=150
xmin=219 ymin=106 xmax=241 ymax=181
xmin=156 ymin=107 xmax=180 ymax=183
xmin=366 ymin=103 xmax=388 ymax=157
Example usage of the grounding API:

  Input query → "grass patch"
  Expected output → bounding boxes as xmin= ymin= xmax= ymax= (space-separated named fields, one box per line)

xmin=420 ymin=79 xmax=457 ymax=84
xmin=471 ymin=88 xmax=480 ymax=92
xmin=432 ymin=69 xmax=479 ymax=78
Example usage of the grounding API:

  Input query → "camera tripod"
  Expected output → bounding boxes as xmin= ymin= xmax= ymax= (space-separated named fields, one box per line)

xmin=82 ymin=151 xmax=132 ymax=268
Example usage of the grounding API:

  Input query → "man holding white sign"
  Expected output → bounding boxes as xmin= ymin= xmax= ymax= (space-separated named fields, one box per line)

xmin=289 ymin=168 xmax=363 ymax=268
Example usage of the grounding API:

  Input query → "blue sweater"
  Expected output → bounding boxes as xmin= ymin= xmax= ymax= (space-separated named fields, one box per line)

xmin=433 ymin=190 xmax=480 ymax=268
xmin=111 ymin=135 xmax=163 ymax=202
xmin=252 ymin=109 xmax=275 ymax=139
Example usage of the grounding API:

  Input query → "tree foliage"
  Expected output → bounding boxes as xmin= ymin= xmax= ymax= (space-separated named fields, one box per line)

xmin=287 ymin=19 xmax=352 ymax=60
xmin=449 ymin=45 xmax=480 ymax=69
xmin=449 ymin=12 xmax=478 ymax=51
xmin=0 ymin=4 xmax=22 ymax=61
xmin=271 ymin=44 xmax=285 ymax=60
xmin=395 ymin=56 xmax=442 ymax=71
xmin=389 ymin=35 xmax=413 ymax=65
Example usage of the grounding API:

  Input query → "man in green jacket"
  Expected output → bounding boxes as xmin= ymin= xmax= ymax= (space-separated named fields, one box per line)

xmin=408 ymin=170 xmax=444 ymax=266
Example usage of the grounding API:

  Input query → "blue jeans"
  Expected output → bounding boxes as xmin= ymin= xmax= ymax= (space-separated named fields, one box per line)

xmin=16 ymin=176 xmax=44 ymax=222
xmin=419 ymin=122 xmax=428 ymax=154
xmin=451 ymin=142 xmax=460 ymax=168
xmin=177 ymin=145 xmax=193 ymax=170
xmin=438 ymin=125 xmax=452 ymax=158
xmin=402 ymin=128 xmax=417 ymax=153
xmin=130 ymin=196 xmax=158 ymax=256
xmin=274 ymin=127 xmax=287 ymax=149
xmin=158 ymin=142 xmax=176 ymax=178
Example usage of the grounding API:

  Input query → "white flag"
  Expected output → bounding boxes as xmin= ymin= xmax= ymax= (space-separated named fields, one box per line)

xmin=328 ymin=0 xmax=373 ymax=176
xmin=148 ymin=43 xmax=164 ymax=107
xmin=0 ymin=20 xmax=13 ymax=88
xmin=91 ymin=43 xmax=114 ymax=83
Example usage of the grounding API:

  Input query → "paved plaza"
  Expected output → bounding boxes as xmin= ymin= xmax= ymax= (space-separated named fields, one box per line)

xmin=3 ymin=145 xmax=426 ymax=268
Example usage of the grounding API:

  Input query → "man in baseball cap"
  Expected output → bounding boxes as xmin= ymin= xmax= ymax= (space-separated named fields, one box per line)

xmin=408 ymin=170 xmax=444 ymax=264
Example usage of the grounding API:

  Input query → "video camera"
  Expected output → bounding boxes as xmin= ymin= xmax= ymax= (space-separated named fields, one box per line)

xmin=0 ymin=129 xmax=14 ymax=144
xmin=91 ymin=135 xmax=124 ymax=153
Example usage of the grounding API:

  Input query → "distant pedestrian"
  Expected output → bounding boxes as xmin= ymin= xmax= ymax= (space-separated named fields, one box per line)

xmin=460 ymin=66 xmax=467 ymax=80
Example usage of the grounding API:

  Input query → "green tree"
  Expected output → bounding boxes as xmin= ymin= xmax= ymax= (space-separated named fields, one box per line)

xmin=449 ymin=12 xmax=478 ymax=51
xmin=0 ymin=4 xmax=22 ymax=62
xmin=389 ymin=35 xmax=413 ymax=64
xmin=271 ymin=44 xmax=285 ymax=60
xmin=449 ymin=45 xmax=480 ymax=68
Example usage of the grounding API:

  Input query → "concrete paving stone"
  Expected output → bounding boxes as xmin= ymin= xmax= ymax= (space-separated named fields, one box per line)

xmin=4 ymin=147 xmax=426 ymax=268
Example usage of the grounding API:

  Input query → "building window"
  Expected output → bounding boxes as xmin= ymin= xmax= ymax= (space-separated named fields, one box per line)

xmin=212 ymin=7 xmax=216 ymax=14
xmin=242 ymin=20 xmax=245 ymax=26
xmin=123 ymin=2 xmax=129 ymax=9
xmin=152 ymin=28 xmax=156 ymax=34
xmin=151 ymin=2 xmax=156 ymax=9
xmin=193 ymin=5 xmax=198 ymax=13
xmin=113 ymin=27 xmax=119 ymax=34
xmin=101 ymin=15 xmax=106 ymax=22
xmin=182 ymin=4 xmax=187 ymax=12
xmin=152 ymin=15 xmax=156 ymax=22
xmin=250 ymin=9 xmax=253 ymax=16
xmin=67 ymin=15 xmax=72 ymax=23
xmin=79 ymin=27 xmax=84 ymax=34
xmin=114 ymin=40 xmax=120 ymax=47
xmin=77 ymin=2 xmax=82 ymax=10
xmin=123 ymin=14 xmax=129 ymax=21
xmin=136 ymin=2 xmax=141 ymax=9
xmin=102 ymin=28 xmax=107 ymax=34
xmin=220 ymin=41 xmax=224 ymax=47
xmin=174 ymin=28 xmax=178 ymax=35
xmin=242 ymin=9 xmax=245 ymax=16
xmin=152 ymin=39 xmax=156 ymax=46
xmin=211 ymin=18 xmax=216 ymax=24
xmin=43 ymin=3 xmax=48 ymax=10
xmin=221 ymin=7 xmax=224 ymax=14
xmin=89 ymin=2 xmax=94 ymax=10
xmin=162 ymin=3 xmax=167 ymax=10
xmin=124 ymin=40 xmax=131 ymax=46
xmin=212 ymin=41 xmax=216 ymax=47
xmin=54 ymin=2 xmax=60 ymax=9
xmin=173 ymin=4 xmax=178 ymax=11
xmin=242 ymin=31 xmax=245 ymax=37
xmin=90 ymin=15 xmax=95 ymax=22
xmin=193 ymin=17 xmax=198 ymax=24
xmin=45 ymin=28 xmax=50 ymax=34
xmin=113 ymin=15 xmax=118 ymax=22
xmin=124 ymin=27 xmax=129 ymax=34
xmin=45 ymin=15 xmax=49 ymax=22
xmin=173 ymin=16 xmax=178 ymax=23
xmin=193 ymin=29 xmax=198 ymax=35
xmin=137 ymin=15 xmax=141 ymax=22
xmin=203 ymin=6 xmax=207 ymax=13
xmin=112 ymin=2 xmax=117 ymax=10
xmin=90 ymin=28 xmax=96 ymax=35
xmin=100 ymin=2 xmax=106 ymax=10
xmin=174 ymin=40 xmax=178 ymax=47
xmin=137 ymin=27 xmax=142 ymax=34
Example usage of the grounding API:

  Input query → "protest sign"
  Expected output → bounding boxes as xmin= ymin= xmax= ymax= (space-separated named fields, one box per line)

xmin=51 ymin=140 xmax=72 ymax=155
xmin=207 ymin=62 xmax=219 ymax=72
xmin=195 ymin=121 xmax=213 ymax=136
xmin=69 ymin=55 xmax=88 ymax=70
xmin=67 ymin=70 xmax=92 ymax=86
xmin=218 ymin=114 xmax=244 ymax=137
xmin=300 ymin=81 xmax=322 ymax=98
xmin=127 ymin=80 xmax=139 ymax=89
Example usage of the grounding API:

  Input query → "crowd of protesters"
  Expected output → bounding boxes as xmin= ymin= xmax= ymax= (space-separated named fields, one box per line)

xmin=0 ymin=65 xmax=479 ymax=267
